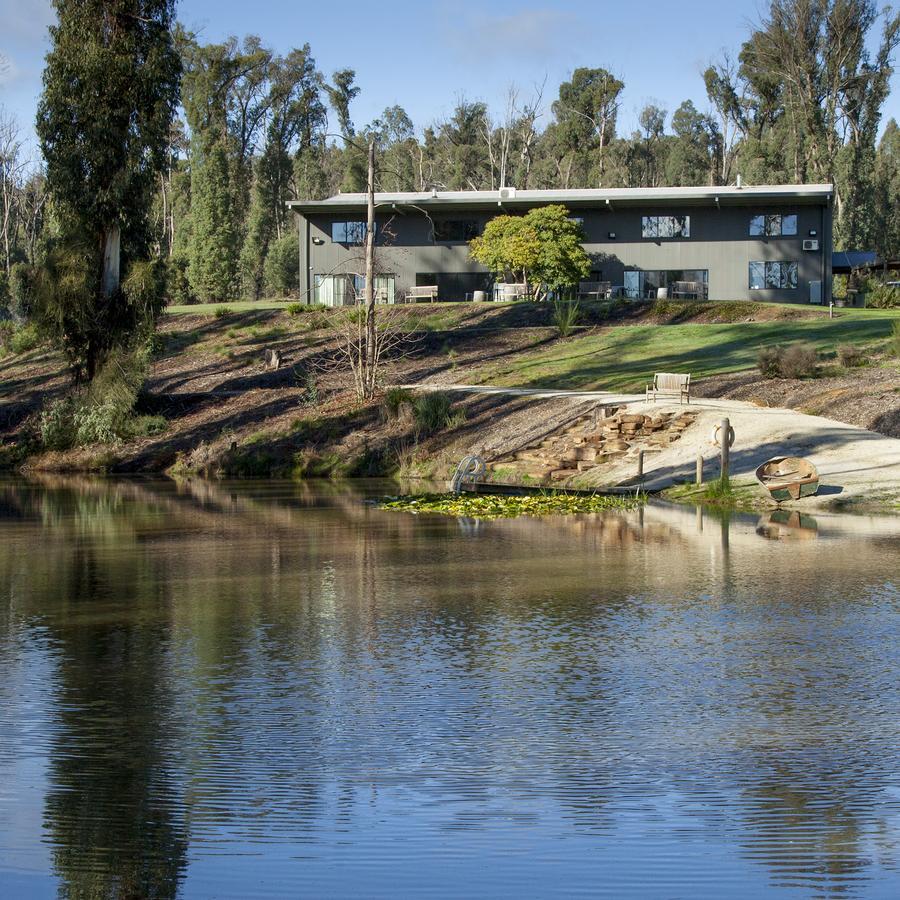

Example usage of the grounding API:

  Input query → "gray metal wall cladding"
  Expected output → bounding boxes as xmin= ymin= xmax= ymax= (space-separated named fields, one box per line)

xmin=295 ymin=200 xmax=831 ymax=303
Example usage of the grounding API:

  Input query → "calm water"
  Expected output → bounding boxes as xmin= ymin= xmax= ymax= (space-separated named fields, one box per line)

xmin=0 ymin=478 xmax=899 ymax=899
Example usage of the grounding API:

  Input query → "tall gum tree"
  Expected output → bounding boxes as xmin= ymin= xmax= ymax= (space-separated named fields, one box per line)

xmin=36 ymin=0 xmax=180 ymax=380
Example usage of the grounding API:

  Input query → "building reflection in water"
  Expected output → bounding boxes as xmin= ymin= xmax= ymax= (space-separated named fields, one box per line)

xmin=0 ymin=477 xmax=897 ymax=897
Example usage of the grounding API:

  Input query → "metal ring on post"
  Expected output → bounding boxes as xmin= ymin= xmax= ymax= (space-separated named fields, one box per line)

xmin=711 ymin=423 xmax=735 ymax=448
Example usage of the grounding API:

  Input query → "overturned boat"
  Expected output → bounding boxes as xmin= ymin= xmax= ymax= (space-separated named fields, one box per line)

xmin=755 ymin=456 xmax=820 ymax=502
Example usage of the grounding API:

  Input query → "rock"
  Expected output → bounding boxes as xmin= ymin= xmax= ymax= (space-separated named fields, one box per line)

xmin=606 ymin=439 xmax=629 ymax=451
xmin=574 ymin=446 xmax=597 ymax=462
xmin=263 ymin=348 xmax=283 ymax=371
xmin=619 ymin=414 xmax=646 ymax=425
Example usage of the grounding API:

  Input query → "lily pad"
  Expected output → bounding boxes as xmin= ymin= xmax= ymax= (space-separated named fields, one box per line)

xmin=374 ymin=491 xmax=645 ymax=520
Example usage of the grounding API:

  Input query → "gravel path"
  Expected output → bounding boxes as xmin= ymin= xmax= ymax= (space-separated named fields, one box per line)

xmin=405 ymin=383 xmax=900 ymax=511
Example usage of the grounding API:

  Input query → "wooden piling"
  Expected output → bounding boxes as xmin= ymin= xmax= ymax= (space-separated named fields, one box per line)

xmin=720 ymin=418 xmax=731 ymax=479
xmin=696 ymin=454 xmax=703 ymax=485
xmin=637 ymin=449 xmax=645 ymax=480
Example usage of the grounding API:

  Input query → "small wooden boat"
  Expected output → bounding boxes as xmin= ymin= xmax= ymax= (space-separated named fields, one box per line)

xmin=755 ymin=510 xmax=818 ymax=540
xmin=755 ymin=456 xmax=819 ymax=502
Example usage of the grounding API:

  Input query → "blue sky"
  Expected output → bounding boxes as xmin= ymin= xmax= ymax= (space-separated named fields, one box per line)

xmin=2 ymin=0 xmax=899 ymax=156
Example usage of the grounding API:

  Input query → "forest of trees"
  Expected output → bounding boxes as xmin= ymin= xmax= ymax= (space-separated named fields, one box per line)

xmin=1 ymin=0 xmax=899 ymax=313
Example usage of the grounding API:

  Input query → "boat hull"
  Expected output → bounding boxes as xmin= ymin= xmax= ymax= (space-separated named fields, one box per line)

xmin=755 ymin=456 xmax=820 ymax=503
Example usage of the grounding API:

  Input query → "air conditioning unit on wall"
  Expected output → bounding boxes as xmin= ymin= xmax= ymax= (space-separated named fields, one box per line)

xmin=803 ymin=239 xmax=819 ymax=251
xmin=498 ymin=187 xmax=516 ymax=200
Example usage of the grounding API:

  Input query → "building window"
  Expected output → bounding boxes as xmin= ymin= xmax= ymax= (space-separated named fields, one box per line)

xmin=749 ymin=214 xmax=798 ymax=237
xmin=314 ymin=273 xmax=395 ymax=305
xmin=416 ymin=271 xmax=492 ymax=301
xmin=432 ymin=220 xmax=481 ymax=242
xmin=624 ymin=269 xmax=708 ymax=299
xmin=331 ymin=221 xmax=374 ymax=244
xmin=641 ymin=215 xmax=690 ymax=239
xmin=749 ymin=261 xmax=798 ymax=290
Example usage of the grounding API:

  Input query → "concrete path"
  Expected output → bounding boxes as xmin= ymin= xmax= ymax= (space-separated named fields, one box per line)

xmin=398 ymin=383 xmax=900 ymax=510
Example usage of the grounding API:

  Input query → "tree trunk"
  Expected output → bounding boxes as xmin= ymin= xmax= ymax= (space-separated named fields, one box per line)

xmin=101 ymin=224 xmax=121 ymax=297
xmin=363 ymin=138 xmax=376 ymax=398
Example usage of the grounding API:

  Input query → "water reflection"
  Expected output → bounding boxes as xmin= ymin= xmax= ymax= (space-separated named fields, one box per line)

xmin=0 ymin=477 xmax=898 ymax=898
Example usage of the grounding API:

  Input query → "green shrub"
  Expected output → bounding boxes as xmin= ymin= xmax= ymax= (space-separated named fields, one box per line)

xmin=414 ymin=392 xmax=453 ymax=434
xmin=263 ymin=233 xmax=300 ymax=296
xmin=294 ymin=368 xmax=319 ymax=406
xmin=145 ymin=331 xmax=166 ymax=356
xmin=38 ymin=349 xmax=151 ymax=450
xmin=702 ymin=475 xmax=734 ymax=502
xmin=122 ymin=259 xmax=166 ymax=321
xmin=73 ymin=401 xmax=122 ymax=445
xmin=305 ymin=310 xmax=331 ymax=330
xmin=9 ymin=323 xmax=41 ymax=354
xmin=39 ymin=397 xmax=78 ymax=451
xmin=285 ymin=302 xmax=304 ymax=316
xmin=757 ymin=345 xmax=782 ymax=378
xmin=863 ymin=277 xmax=900 ymax=309
xmin=165 ymin=255 xmax=195 ymax=305
xmin=553 ymin=297 xmax=580 ymax=337
xmin=383 ymin=387 xmax=414 ymax=419
xmin=8 ymin=262 xmax=33 ymax=321
xmin=214 ymin=305 xmax=232 ymax=319
xmin=128 ymin=414 xmax=167 ymax=437
xmin=892 ymin=322 xmax=900 ymax=358
xmin=837 ymin=344 xmax=865 ymax=368
xmin=0 ymin=321 xmax=14 ymax=351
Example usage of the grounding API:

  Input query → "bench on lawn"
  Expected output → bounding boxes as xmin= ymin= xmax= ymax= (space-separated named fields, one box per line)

xmin=407 ymin=285 xmax=439 ymax=303
xmin=646 ymin=372 xmax=691 ymax=404
xmin=577 ymin=281 xmax=612 ymax=300
xmin=671 ymin=280 xmax=708 ymax=300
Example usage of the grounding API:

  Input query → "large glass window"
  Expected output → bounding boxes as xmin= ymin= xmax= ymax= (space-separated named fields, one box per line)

xmin=433 ymin=220 xmax=481 ymax=242
xmin=749 ymin=261 xmax=798 ymax=290
xmin=314 ymin=273 xmax=395 ymax=305
xmin=416 ymin=271 xmax=492 ymax=301
xmin=641 ymin=215 xmax=690 ymax=239
xmin=624 ymin=269 xmax=708 ymax=299
xmin=331 ymin=221 xmax=374 ymax=244
xmin=749 ymin=214 xmax=798 ymax=237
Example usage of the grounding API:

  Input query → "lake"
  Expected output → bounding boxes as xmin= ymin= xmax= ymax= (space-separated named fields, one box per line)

xmin=0 ymin=477 xmax=898 ymax=898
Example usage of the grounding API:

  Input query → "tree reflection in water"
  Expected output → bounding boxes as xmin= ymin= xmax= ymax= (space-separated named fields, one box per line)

xmin=0 ymin=477 xmax=898 ymax=898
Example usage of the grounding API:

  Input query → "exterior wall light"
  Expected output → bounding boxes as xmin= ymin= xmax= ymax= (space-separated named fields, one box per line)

xmin=608 ymin=232 xmax=616 ymax=239
xmin=808 ymin=229 xmax=817 ymax=237
xmin=312 ymin=237 xmax=325 ymax=245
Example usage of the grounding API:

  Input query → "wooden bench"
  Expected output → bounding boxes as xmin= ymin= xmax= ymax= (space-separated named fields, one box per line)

xmin=407 ymin=285 xmax=439 ymax=303
xmin=646 ymin=372 xmax=691 ymax=404
xmin=577 ymin=281 xmax=612 ymax=300
xmin=493 ymin=282 xmax=529 ymax=302
xmin=671 ymin=281 xmax=707 ymax=299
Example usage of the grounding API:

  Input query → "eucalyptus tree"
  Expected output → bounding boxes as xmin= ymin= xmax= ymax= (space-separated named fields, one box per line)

xmin=35 ymin=0 xmax=180 ymax=380
xmin=551 ymin=67 xmax=624 ymax=186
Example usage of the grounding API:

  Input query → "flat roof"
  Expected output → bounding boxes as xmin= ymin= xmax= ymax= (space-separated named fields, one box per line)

xmin=287 ymin=183 xmax=833 ymax=213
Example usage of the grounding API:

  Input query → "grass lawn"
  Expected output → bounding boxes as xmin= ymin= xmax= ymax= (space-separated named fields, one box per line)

xmin=165 ymin=300 xmax=299 ymax=315
xmin=471 ymin=310 xmax=900 ymax=391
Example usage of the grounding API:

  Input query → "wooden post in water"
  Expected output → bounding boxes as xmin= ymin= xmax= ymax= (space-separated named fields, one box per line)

xmin=720 ymin=418 xmax=731 ymax=480
xmin=637 ymin=450 xmax=645 ymax=481
xmin=696 ymin=454 xmax=703 ymax=485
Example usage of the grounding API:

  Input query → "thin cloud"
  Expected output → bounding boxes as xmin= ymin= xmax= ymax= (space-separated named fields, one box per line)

xmin=443 ymin=8 xmax=583 ymax=63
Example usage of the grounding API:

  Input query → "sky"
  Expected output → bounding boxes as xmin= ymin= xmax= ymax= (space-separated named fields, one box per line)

xmin=2 ymin=0 xmax=900 ymax=160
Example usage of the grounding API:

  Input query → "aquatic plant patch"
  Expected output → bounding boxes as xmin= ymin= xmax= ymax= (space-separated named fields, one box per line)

xmin=375 ymin=491 xmax=645 ymax=519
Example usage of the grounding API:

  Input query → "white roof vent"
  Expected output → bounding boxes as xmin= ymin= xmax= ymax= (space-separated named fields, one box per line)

xmin=736 ymin=174 xmax=743 ymax=189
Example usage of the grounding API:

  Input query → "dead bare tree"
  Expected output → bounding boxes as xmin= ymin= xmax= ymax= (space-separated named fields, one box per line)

xmin=0 ymin=108 xmax=26 ymax=277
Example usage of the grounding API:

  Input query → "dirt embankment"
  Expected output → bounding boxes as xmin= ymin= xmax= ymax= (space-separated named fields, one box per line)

xmin=0 ymin=300 xmax=895 ymax=477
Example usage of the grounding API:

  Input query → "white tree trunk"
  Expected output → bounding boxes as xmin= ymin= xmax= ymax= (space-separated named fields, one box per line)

xmin=102 ymin=224 xmax=121 ymax=297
